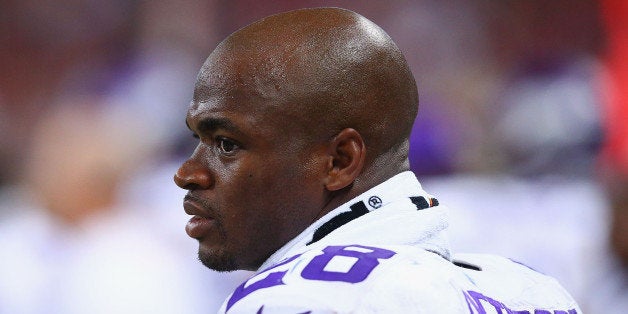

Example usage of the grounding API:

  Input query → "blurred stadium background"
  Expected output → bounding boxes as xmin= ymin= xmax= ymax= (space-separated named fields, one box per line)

xmin=0 ymin=1 xmax=626 ymax=313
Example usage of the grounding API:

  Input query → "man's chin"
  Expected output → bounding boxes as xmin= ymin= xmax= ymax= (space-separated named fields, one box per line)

xmin=198 ymin=248 xmax=239 ymax=272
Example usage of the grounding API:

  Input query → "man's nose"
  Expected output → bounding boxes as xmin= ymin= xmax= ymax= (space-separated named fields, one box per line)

xmin=173 ymin=159 xmax=213 ymax=190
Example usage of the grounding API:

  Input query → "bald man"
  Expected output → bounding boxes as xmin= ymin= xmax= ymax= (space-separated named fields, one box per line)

xmin=174 ymin=7 xmax=581 ymax=313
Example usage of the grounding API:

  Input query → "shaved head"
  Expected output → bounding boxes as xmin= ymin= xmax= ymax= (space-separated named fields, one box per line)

xmin=177 ymin=7 xmax=420 ymax=271
xmin=195 ymin=7 xmax=418 ymax=168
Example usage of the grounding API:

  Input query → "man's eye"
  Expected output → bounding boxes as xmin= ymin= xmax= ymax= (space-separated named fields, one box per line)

xmin=218 ymin=138 xmax=239 ymax=154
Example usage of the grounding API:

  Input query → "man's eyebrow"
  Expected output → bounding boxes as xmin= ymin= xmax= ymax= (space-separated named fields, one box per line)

xmin=195 ymin=117 xmax=241 ymax=135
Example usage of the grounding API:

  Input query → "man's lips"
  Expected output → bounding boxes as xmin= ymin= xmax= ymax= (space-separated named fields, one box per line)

xmin=183 ymin=194 xmax=215 ymax=239
xmin=185 ymin=215 xmax=214 ymax=239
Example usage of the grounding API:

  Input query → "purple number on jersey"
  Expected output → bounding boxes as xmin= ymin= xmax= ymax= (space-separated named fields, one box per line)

xmin=226 ymin=254 xmax=301 ymax=311
xmin=226 ymin=245 xmax=396 ymax=311
xmin=301 ymin=245 xmax=396 ymax=283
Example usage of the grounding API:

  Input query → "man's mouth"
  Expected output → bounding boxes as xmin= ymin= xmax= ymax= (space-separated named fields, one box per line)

xmin=186 ymin=215 xmax=215 ymax=239
xmin=183 ymin=194 xmax=215 ymax=239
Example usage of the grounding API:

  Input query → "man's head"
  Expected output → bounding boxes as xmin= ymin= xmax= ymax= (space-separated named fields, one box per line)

xmin=174 ymin=7 xmax=418 ymax=271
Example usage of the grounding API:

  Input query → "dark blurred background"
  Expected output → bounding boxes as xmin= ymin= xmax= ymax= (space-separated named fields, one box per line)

xmin=0 ymin=1 xmax=626 ymax=313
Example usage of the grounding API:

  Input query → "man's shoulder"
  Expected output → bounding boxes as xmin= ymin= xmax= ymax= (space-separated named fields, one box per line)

xmin=221 ymin=245 xmax=581 ymax=313
xmin=450 ymin=253 xmax=581 ymax=312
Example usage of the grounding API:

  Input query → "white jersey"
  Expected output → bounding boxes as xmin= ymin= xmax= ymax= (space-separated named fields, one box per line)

xmin=219 ymin=172 xmax=581 ymax=313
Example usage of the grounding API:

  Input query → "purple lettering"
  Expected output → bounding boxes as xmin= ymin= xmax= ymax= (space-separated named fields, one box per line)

xmin=464 ymin=290 xmax=486 ymax=314
xmin=466 ymin=290 xmax=510 ymax=313
xmin=226 ymin=254 xmax=301 ymax=311
xmin=301 ymin=245 xmax=396 ymax=283
xmin=464 ymin=291 xmax=578 ymax=314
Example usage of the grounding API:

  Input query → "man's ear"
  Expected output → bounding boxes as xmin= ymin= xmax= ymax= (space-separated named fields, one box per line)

xmin=324 ymin=128 xmax=366 ymax=191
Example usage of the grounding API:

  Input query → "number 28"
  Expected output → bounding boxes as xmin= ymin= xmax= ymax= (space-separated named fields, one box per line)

xmin=226 ymin=245 xmax=396 ymax=311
